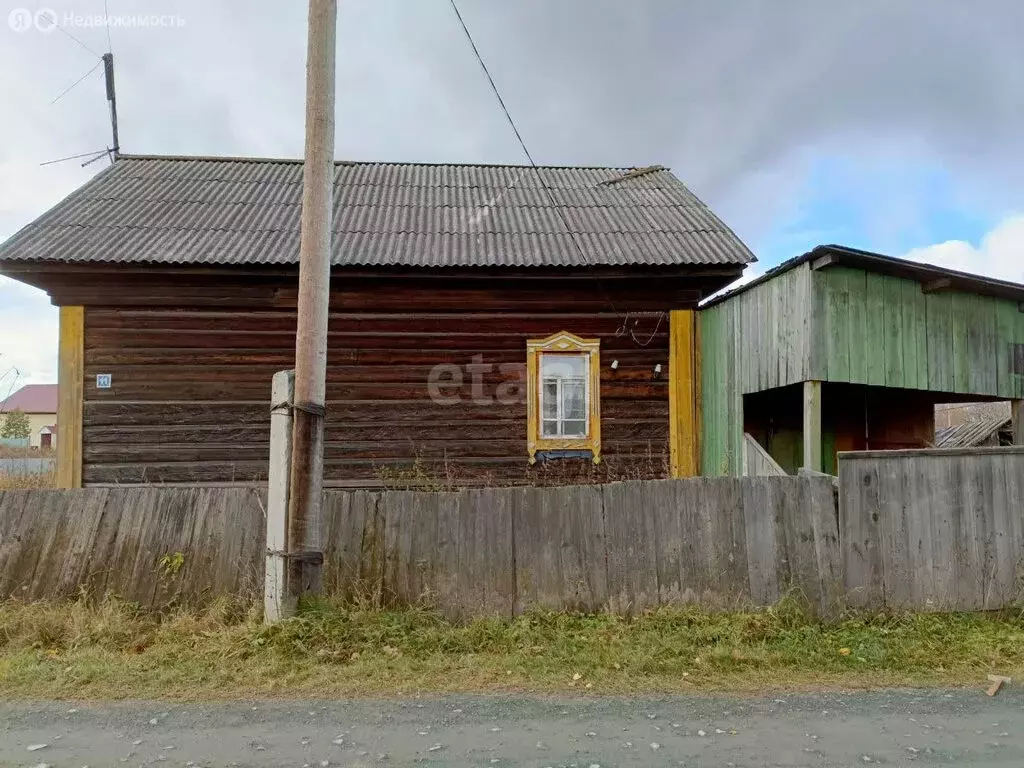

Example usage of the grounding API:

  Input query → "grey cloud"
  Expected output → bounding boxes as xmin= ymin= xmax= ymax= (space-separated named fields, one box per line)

xmin=1 ymin=0 xmax=1023 ymax=247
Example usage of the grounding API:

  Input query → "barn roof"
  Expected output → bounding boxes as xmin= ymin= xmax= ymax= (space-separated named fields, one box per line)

xmin=703 ymin=244 xmax=1024 ymax=306
xmin=0 ymin=155 xmax=755 ymax=270
xmin=936 ymin=414 xmax=1013 ymax=448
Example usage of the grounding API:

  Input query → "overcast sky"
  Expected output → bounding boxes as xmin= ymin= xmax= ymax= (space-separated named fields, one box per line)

xmin=2 ymin=0 xmax=1024 ymax=386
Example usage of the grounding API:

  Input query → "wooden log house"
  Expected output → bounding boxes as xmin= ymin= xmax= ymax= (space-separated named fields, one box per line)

xmin=0 ymin=155 xmax=754 ymax=487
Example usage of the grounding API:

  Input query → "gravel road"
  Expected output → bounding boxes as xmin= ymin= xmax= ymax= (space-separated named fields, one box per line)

xmin=1 ymin=689 xmax=1022 ymax=767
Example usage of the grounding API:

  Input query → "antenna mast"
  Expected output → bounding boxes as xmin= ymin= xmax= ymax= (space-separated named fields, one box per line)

xmin=102 ymin=53 xmax=119 ymax=156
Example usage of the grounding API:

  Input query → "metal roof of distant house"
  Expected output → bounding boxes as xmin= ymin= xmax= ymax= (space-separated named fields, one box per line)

xmin=0 ymin=384 xmax=57 ymax=414
xmin=703 ymin=244 xmax=1024 ymax=306
xmin=0 ymin=155 xmax=756 ymax=270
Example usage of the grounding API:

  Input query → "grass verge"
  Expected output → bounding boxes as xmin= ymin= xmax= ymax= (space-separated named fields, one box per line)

xmin=1 ymin=595 xmax=1023 ymax=700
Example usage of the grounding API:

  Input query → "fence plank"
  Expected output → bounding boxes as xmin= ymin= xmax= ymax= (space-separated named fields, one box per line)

xmin=514 ymin=485 xmax=606 ymax=613
xmin=603 ymin=481 xmax=659 ymax=614
xmin=31 ymin=456 xmax=1024 ymax=616
xmin=807 ymin=476 xmax=842 ymax=613
xmin=513 ymin=486 xmax=560 ymax=612
xmin=707 ymin=478 xmax=750 ymax=603
xmin=433 ymin=491 xmax=462 ymax=618
xmin=989 ymin=454 xmax=1022 ymax=606
xmin=743 ymin=477 xmax=779 ymax=605
xmin=676 ymin=479 xmax=713 ymax=602
xmin=840 ymin=458 xmax=885 ymax=608
xmin=839 ymin=447 xmax=1024 ymax=612
xmin=877 ymin=457 xmax=912 ymax=609
xmin=649 ymin=481 xmax=684 ymax=605
xmin=456 ymin=489 xmax=514 ymax=618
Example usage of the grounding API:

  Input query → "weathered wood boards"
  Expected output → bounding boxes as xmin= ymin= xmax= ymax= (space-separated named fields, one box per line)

xmin=0 ymin=477 xmax=842 ymax=615
xmin=840 ymin=447 xmax=1024 ymax=610
xmin=0 ymin=487 xmax=266 ymax=606
xmin=9 ymin=456 xmax=1022 ymax=617
xmin=81 ymin=291 xmax=676 ymax=486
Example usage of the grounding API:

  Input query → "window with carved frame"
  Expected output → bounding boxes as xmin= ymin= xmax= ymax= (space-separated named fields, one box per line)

xmin=526 ymin=331 xmax=601 ymax=464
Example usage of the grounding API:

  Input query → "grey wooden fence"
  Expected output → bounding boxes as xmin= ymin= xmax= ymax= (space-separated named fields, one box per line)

xmin=0 ymin=476 xmax=842 ymax=615
xmin=10 ymin=449 xmax=1021 ymax=617
xmin=840 ymin=446 xmax=1024 ymax=610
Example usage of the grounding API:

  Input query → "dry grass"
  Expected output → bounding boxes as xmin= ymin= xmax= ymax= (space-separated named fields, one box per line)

xmin=375 ymin=446 xmax=670 ymax=491
xmin=2 ymin=594 xmax=1024 ymax=700
xmin=0 ymin=469 xmax=55 ymax=490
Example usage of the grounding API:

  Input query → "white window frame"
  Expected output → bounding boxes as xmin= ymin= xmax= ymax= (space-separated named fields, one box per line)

xmin=539 ymin=354 xmax=590 ymax=439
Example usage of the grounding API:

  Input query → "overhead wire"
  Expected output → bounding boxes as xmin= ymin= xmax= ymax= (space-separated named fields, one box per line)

xmin=447 ymin=0 xmax=638 ymax=323
xmin=51 ymin=60 xmax=103 ymax=104
xmin=40 ymin=149 xmax=109 ymax=167
xmin=55 ymin=23 xmax=104 ymax=58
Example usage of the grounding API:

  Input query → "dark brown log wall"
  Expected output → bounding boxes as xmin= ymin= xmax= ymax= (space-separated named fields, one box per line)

xmin=81 ymin=283 xmax=673 ymax=486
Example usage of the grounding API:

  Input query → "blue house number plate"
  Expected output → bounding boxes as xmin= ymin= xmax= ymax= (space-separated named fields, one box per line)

xmin=96 ymin=374 xmax=112 ymax=389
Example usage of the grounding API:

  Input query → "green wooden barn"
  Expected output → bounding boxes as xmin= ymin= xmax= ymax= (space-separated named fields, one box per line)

xmin=700 ymin=245 xmax=1024 ymax=476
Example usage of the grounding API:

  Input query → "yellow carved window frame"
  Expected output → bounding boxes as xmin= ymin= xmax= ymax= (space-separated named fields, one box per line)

xmin=526 ymin=331 xmax=601 ymax=464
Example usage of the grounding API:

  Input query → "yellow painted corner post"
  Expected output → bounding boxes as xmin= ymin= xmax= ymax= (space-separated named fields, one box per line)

xmin=669 ymin=309 xmax=699 ymax=478
xmin=56 ymin=306 xmax=84 ymax=489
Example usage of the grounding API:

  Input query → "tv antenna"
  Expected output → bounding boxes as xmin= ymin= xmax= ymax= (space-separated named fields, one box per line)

xmin=39 ymin=50 xmax=121 ymax=168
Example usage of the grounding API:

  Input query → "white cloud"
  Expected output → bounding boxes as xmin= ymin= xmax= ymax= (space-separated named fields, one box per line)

xmin=700 ymin=263 xmax=766 ymax=305
xmin=0 ymin=277 xmax=58 ymax=389
xmin=900 ymin=215 xmax=1024 ymax=283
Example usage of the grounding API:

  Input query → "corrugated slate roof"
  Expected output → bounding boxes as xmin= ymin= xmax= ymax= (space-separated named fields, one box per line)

xmin=0 ymin=384 xmax=57 ymax=414
xmin=0 ymin=155 xmax=755 ymax=269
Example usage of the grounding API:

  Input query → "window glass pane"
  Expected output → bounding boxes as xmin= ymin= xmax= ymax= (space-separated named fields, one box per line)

xmin=562 ymin=380 xmax=586 ymax=420
xmin=541 ymin=354 xmax=586 ymax=379
xmin=542 ymin=419 xmax=559 ymax=436
xmin=542 ymin=379 xmax=558 ymax=419
xmin=562 ymin=419 xmax=586 ymax=437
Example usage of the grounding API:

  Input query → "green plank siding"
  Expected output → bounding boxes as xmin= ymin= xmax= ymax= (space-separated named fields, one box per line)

xmin=847 ymin=270 xmax=869 ymax=383
xmin=826 ymin=268 xmax=851 ymax=382
xmin=951 ymin=293 xmax=971 ymax=393
xmin=967 ymin=296 xmax=995 ymax=395
xmin=882 ymin=275 xmax=904 ymax=388
xmin=996 ymin=300 xmax=1016 ymax=398
xmin=699 ymin=308 xmax=729 ymax=476
xmin=700 ymin=262 xmax=1022 ymax=476
xmin=726 ymin=304 xmax=741 ymax=472
xmin=864 ymin=272 xmax=888 ymax=386
xmin=807 ymin=264 xmax=829 ymax=380
xmin=925 ymin=292 xmax=954 ymax=393
xmin=799 ymin=267 xmax=1018 ymax=397
xmin=912 ymin=280 xmax=930 ymax=389
xmin=699 ymin=265 xmax=816 ymax=476
xmin=899 ymin=278 xmax=920 ymax=389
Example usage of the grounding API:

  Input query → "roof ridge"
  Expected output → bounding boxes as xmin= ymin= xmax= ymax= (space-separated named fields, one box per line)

xmin=114 ymin=153 xmax=651 ymax=172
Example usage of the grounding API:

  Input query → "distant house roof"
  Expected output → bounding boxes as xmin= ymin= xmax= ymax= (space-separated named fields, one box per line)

xmin=1 ymin=384 xmax=57 ymax=414
xmin=936 ymin=414 xmax=1013 ymax=448
xmin=704 ymin=244 xmax=1024 ymax=306
xmin=0 ymin=155 xmax=756 ymax=270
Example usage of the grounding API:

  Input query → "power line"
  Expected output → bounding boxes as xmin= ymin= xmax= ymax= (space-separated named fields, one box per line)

xmin=447 ymin=0 xmax=597 ymax=273
xmin=51 ymin=59 xmax=103 ymax=104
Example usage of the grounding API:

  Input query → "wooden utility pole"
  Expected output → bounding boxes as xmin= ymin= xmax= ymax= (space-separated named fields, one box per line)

xmin=287 ymin=0 xmax=338 ymax=603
